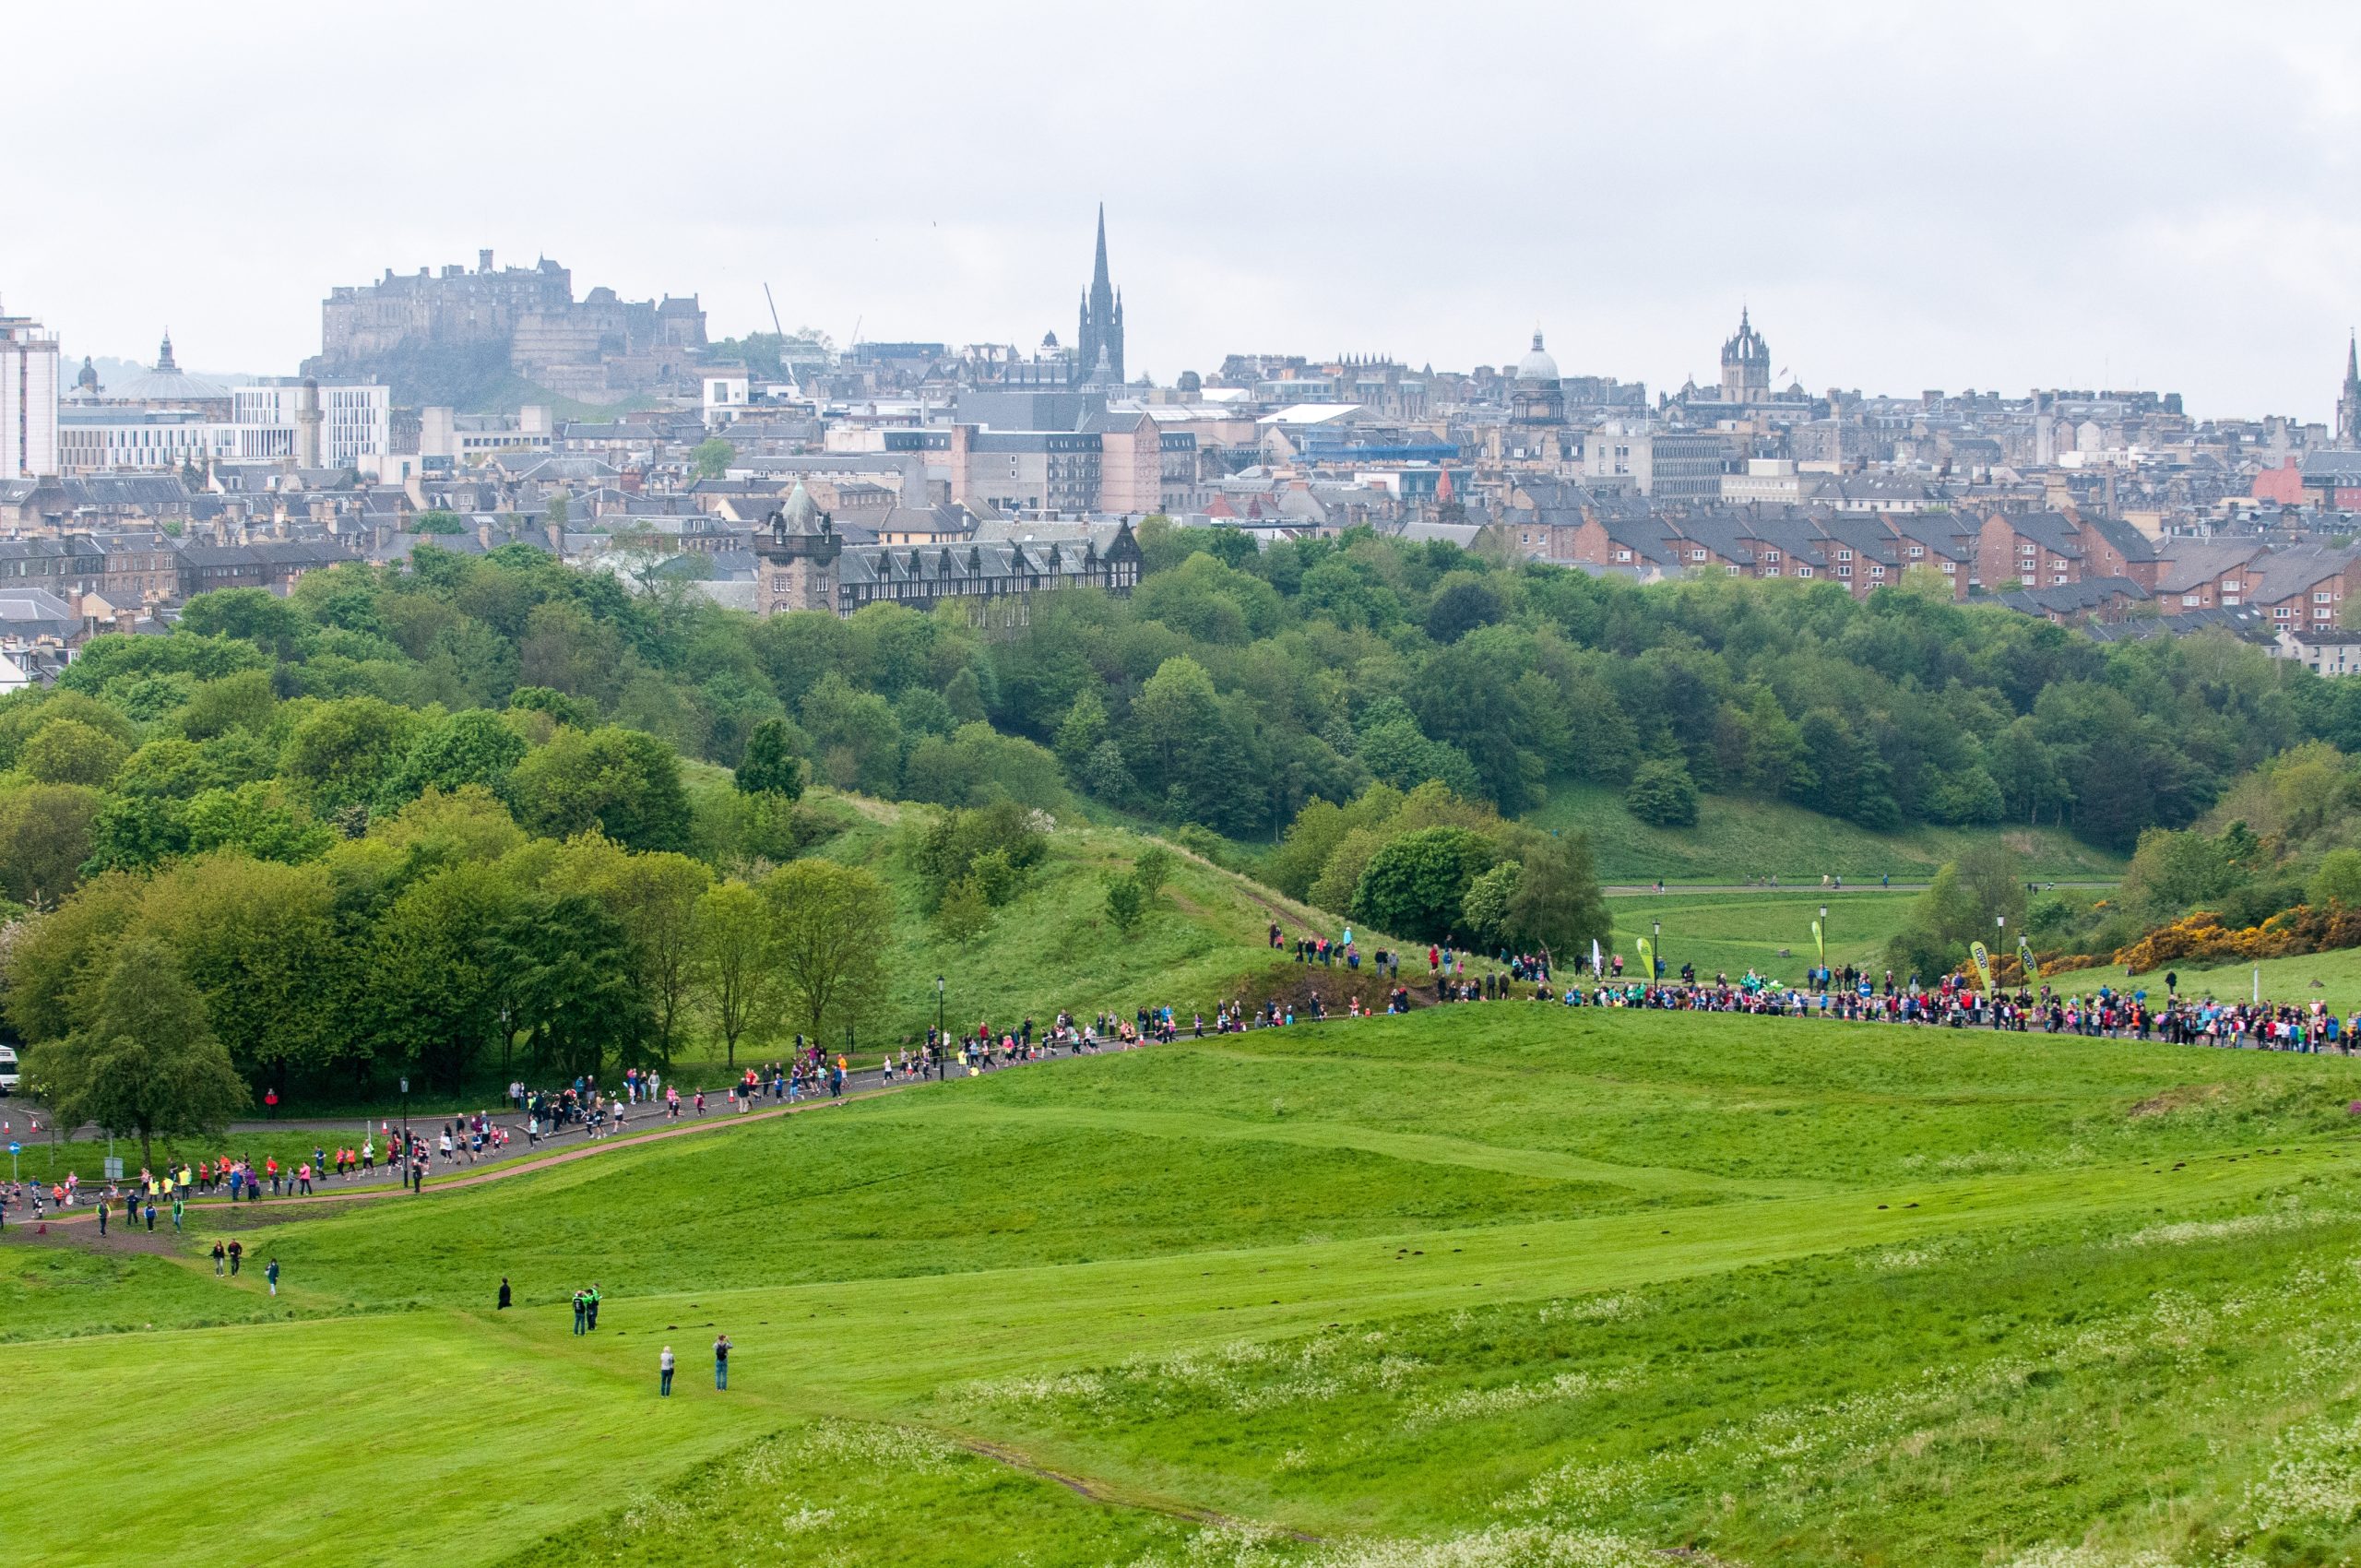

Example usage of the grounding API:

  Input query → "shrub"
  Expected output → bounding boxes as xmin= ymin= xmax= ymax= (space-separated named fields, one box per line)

xmin=1623 ymin=759 xmax=1699 ymax=827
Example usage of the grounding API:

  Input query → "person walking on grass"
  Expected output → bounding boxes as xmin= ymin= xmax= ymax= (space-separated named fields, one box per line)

xmin=266 ymin=1257 xmax=279 ymax=1297
xmin=497 ymin=1276 xmax=512 ymax=1310
xmin=714 ymin=1332 xmax=731 ymax=1390
xmin=572 ymin=1289 xmax=587 ymax=1336
xmin=586 ymin=1283 xmax=601 ymax=1331
xmin=212 ymin=1241 xmax=226 ymax=1276
xmin=659 ymin=1344 xmax=675 ymax=1397
xmin=227 ymin=1238 xmax=243 ymax=1276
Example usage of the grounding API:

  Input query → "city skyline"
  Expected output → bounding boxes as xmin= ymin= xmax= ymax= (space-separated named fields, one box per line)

xmin=10 ymin=4 xmax=2361 ymax=420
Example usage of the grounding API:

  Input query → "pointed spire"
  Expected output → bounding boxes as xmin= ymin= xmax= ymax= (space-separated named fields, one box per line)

xmin=157 ymin=331 xmax=177 ymax=373
xmin=1092 ymin=203 xmax=1110 ymax=294
xmin=2345 ymin=329 xmax=2356 ymax=387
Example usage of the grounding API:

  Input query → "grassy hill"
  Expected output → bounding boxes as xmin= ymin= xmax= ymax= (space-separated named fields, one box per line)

xmin=807 ymin=793 xmax=1396 ymax=1044
xmin=17 ymin=1004 xmax=2361 ymax=1565
xmin=1530 ymin=781 xmax=2123 ymax=885
xmin=1604 ymin=887 xmax=1918 ymax=981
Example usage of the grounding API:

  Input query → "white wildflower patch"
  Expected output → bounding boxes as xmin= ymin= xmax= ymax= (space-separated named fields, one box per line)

xmin=2110 ymin=1211 xmax=2309 ymax=1251
xmin=1994 ymin=1545 xmax=2177 ymax=1568
xmin=1536 ymin=1295 xmax=1643 ymax=1324
xmin=2246 ymin=1409 xmax=2361 ymax=1529
xmin=1405 ymin=1371 xmax=1630 ymax=1431
xmin=777 ymin=1504 xmax=836 ymax=1534
xmin=794 ymin=1418 xmax=957 ymax=1471
xmin=1303 ymin=1525 xmax=1664 ymax=1568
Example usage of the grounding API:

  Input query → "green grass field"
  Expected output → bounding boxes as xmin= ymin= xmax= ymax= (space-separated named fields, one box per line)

xmin=1533 ymin=781 xmax=2123 ymax=885
xmin=2053 ymin=944 xmax=2361 ymax=1008
xmin=1605 ymin=888 xmax=1917 ymax=982
xmin=14 ymin=1004 xmax=2361 ymax=1566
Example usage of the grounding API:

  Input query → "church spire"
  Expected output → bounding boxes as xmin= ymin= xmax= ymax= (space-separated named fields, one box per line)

xmin=1092 ymin=203 xmax=1110 ymax=296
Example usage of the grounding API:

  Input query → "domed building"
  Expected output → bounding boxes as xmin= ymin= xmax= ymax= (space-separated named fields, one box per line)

xmin=1510 ymin=329 xmax=1565 ymax=427
xmin=111 ymin=333 xmax=232 ymax=416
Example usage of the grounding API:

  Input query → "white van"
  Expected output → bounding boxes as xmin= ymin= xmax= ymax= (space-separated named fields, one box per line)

xmin=0 ymin=1045 xmax=18 ymax=1095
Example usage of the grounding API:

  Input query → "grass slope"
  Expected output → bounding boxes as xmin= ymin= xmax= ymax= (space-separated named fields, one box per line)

xmin=15 ymin=1007 xmax=2361 ymax=1566
xmin=1605 ymin=888 xmax=1917 ymax=980
xmin=1532 ymin=781 xmax=2123 ymax=884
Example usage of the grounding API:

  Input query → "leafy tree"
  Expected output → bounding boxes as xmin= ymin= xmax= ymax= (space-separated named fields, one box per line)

xmin=383 ymin=709 xmax=528 ymax=805
xmin=1502 ymin=832 xmax=1610 ymax=962
xmin=1102 ymin=870 xmax=1147 ymax=934
xmin=282 ymin=696 xmax=423 ymax=815
xmin=2313 ymin=849 xmax=2361 ymax=909
xmin=140 ymin=854 xmax=348 ymax=1090
xmin=184 ymin=782 xmax=333 ymax=864
xmin=19 ymin=719 xmax=131 ymax=788
xmin=935 ymin=874 xmax=996 ymax=944
xmin=761 ymin=859 xmax=890 ymax=1046
xmin=409 ymin=508 xmax=465 ymax=535
xmin=494 ymin=892 xmax=651 ymax=1081
xmin=23 ymin=935 xmax=247 ymax=1170
xmin=1623 ymin=759 xmax=1700 ymax=827
xmin=692 ymin=438 xmax=737 ymax=480
xmin=734 ymin=717 xmax=806 ymax=799
xmin=1423 ymin=575 xmax=1506 ymax=644
xmin=366 ymin=861 xmax=519 ymax=1089
xmin=0 ymin=784 xmax=101 ymax=903
xmin=1353 ymin=826 xmax=1497 ymax=943
xmin=691 ymin=879 xmax=777 ymax=1067
xmin=906 ymin=801 xmax=1047 ymax=912
xmin=1460 ymin=861 xmax=1521 ymax=948
xmin=550 ymin=838 xmax=710 ymax=1067
xmin=1132 ymin=845 xmax=1175 ymax=902
xmin=504 ymin=725 xmax=691 ymax=853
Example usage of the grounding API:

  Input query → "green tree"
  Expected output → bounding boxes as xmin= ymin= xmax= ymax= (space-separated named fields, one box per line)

xmin=140 ymin=854 xmax=348 ymax=1090
xmin=19 ymin=718 xmax=131 ymax=788
xmin=692 ymin=438 xmax=737 ymax=480
xmin=22 ymin=935 xmax=247 ymax=1171
xmin=382 ymin=709 xmax=528 ymax=805
xmin=734 ymin=717 xmax=806 ymax=799
xmin=0 ymin=783 xmax=101 ymax=903
xmin=1353 ymin=826 xmax=1497 ymax=943
xmin=935 ymin=874 xmax=996 ymax=944
xmin=1460 ymin=861 xmax=1522 ymax=947
xmin=761 ymin=859 xmax=891 ymax=1045
xmin=366 ymin=861 xmax=518 ymax=1089
xmin=2312 ymin=849 xmax=2361 ymax=909
xmin=494 ymin=893 xmax=651 ymax=1081
xmin=504 ymin=725 xmax=691 ymax=853
xmin=409 ymin=508 xmax=465 ymax=535
xmin=1503 ymin=833 xmax=1610 ymax=962
xmin=1623 ymin=759 xmax=1700 ymax=827
xmin=549 ymin=838 xmax=710 ymax=1067
xmin=1102 ymin=870 xmax=1147 ymax=934
xmin=281 ymin=696 xmax=423 ymax=815
xmin=691 ymin=879 xmax=777 ymax=1068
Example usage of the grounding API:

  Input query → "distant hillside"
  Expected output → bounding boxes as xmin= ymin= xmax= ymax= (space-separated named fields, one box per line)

xmin=1529 ymin=781 xmax=2123 ymax=885
xmin=808 ymin=794 xmax=1406 ymax=1040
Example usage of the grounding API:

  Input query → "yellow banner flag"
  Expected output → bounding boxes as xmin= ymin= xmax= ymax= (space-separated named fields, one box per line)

xmin=1810 ymin=918 xmax=1824 ymax=968
xmin=1635 ymin=936 xmax=1655 ymax=982
xmin=1968 ymin=941 xmax=1996 ymax=992
xmin=2018 ymin=936 xmax=2040 ymax=983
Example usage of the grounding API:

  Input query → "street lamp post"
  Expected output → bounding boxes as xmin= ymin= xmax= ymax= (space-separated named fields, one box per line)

xmin=1996 ymin=914 xmax=2007 ymax=986
xmin=1820 ymin=904 xmax=1831 ymax=994
xmin=935 ymin=975 xmax=945 ymax=1080
xmin=1653 ymin=919 xmax=1663 ymax=986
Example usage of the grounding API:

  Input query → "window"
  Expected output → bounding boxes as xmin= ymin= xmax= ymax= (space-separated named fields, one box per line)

xmin=1907 ymin=545 xmax=1925 ymax=558
xmin=1798 ymin=566 xmax=1815 ymax=578
xmin=1869 ymin=564 xmax=1885 ymax=578
xmin=2276 ymin=606 xmax=2293 ymax=619
xmin=1614 ymin=549 xmax=1631 ymax=562
xmin=1837 ymin=565 xmax=1853 ymax=578
xmin=1725 ymin=564 xmax=1740 ymax=576
xmin=2182 ymin=593 xmax=2201 ymax=607
xmin=1940 ymin=562 xmax=1957 ymax=573
xmin=2317 ymin=591 xmax=2334 ymax=603
xmin=1836 ymin=549 xmax=1853 ymax=562
xmin=1691 ymin=548 xmax=1707 ymax=561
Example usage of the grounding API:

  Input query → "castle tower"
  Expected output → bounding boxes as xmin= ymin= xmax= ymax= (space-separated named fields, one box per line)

xmin=753 ymin=480 xmax=843 ymax=617
xmin=1074 ymin=205 xmax=1124 ymax=387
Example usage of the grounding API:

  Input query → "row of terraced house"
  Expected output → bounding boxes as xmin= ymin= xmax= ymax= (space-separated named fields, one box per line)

xmin=1502 ymin=477 xmax=2361 ymax=636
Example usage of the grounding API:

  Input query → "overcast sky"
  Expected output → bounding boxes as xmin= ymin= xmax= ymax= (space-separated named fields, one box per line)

xmin=9 ymin=3 xmax=2358 ymax=420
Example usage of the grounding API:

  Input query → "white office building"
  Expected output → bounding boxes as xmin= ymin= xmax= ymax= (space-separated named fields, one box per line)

xmin=235 ymin=380 xmax=390 ymax=470
xmin=0 ymin=305 xmax=61 ymax=477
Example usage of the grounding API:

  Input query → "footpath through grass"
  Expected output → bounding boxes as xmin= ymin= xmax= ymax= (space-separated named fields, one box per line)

xmin=12 ymin=1006 xmax=2361 ymax=1567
